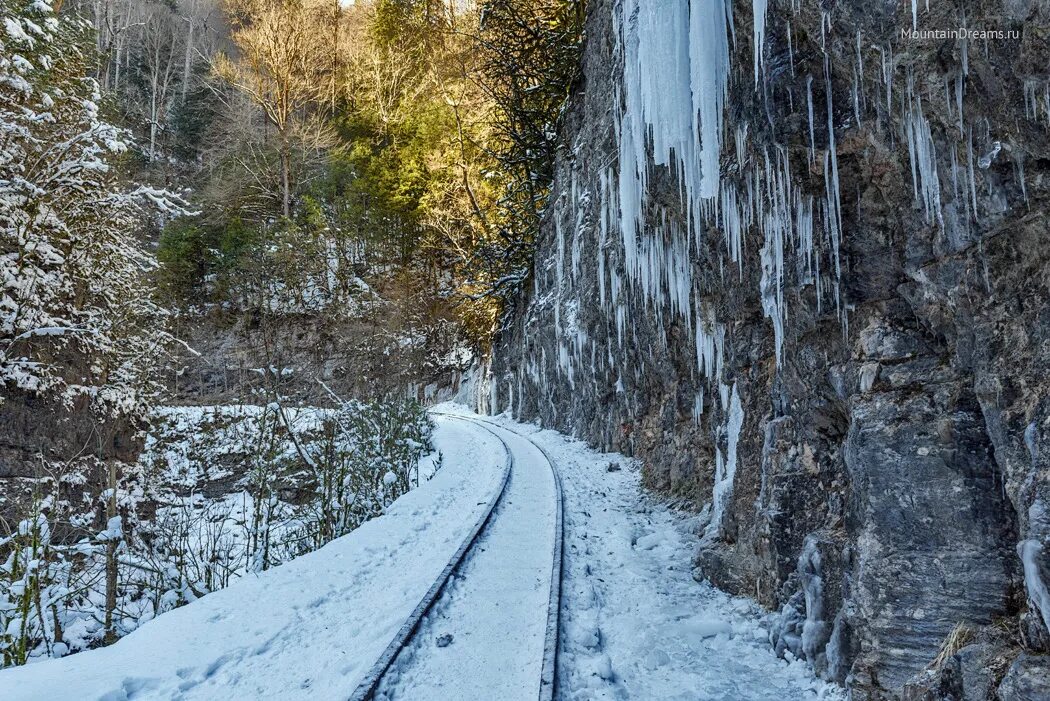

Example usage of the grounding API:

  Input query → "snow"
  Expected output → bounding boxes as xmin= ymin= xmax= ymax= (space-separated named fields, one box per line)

xmin=0 ymin=416 xmax=507 ymax=701
xmin=377 ymin=419 xmax=558 ymax=700
xmin=1 ymin=407 xmax=842 ymax=700
xmin=4 ymin=17 xmax=30 ymax=44
xmin=96 ymin=516 xmax=123 ymax=541
xmin=481 ymin=411 xmax=843 ymax=700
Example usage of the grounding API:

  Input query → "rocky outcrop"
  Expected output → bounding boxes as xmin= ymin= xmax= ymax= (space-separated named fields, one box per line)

xmin=0 ymin=387 xmax=145 ymax=534
xmin=164 ymin=306 xmax=469 ymax=405
xmin=491 ymin=0 xmax=1050 ymax=698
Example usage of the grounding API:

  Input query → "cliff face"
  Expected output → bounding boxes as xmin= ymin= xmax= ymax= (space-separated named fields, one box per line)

xmin=491 ymin=0 xmax=1050 ymax=698
xmin=163 ymin=311 xmax=466 ymax=405
xmin=0 ymin=386 xmax=145 ymax=534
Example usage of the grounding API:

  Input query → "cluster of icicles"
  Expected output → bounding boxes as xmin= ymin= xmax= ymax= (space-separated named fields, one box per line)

xmin=500 ymin=0 xmax=1034 ymax=538
xmin=604 ymin=0 xmax=1030 ymax=409
xmin=613 ymin=0 xmax=843 ymax=380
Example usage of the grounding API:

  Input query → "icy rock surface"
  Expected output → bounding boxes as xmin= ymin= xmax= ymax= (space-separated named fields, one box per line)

xmin=491 ymin=0 xmax=1050 ymax=698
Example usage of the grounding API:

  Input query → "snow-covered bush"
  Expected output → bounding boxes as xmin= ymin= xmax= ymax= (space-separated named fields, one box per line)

xmin=1 ymin=399 xmax=435 ymax=666
xmin=0 ymin=504 xmax=58 ymax=667
xmin=129 ymin=399 xmax=434 ymax=600
xmin=0 ymin=486 xmax=122 ymax=667
xmin=286 ymin=397 xmax=436 ymax=550
xmin=0 ymin=0 xmax=183 ymax=413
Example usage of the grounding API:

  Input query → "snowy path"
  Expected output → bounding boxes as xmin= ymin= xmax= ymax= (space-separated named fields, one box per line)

xmin=376 ymin=417 xmax=561 ymax=701
xmin=467 ymin=410 xmax=845 ymax=701
xmin=0 ymin=417 xmax=509 ymax=701
xmin=1 ymin=408 xmax=843 ymax=701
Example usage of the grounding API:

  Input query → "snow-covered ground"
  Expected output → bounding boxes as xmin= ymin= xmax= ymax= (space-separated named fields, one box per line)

xmin=478 ymin=412 xmax=844 ymax=701
xmin=0 ymin=417 xmax=505 ymax=701
xmin=1 ymin=407 xmax=843 ymax=701
xmin=377 ymin=418 xmax=558 ymax=700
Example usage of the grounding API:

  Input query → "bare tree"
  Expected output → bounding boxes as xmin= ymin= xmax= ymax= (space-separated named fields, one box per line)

xmin=213 ymin=0 xmax=333 ymax=217
xmin=140 ymin=4 xmax=181 ymax=161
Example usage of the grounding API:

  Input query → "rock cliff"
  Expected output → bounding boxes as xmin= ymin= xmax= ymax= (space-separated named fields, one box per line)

xmin=491 ymin=0 xmax=1050 ymax=697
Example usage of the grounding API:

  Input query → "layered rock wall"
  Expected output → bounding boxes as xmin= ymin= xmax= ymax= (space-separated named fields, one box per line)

xmin=491 ymin=0 xmax=1050 ymax=697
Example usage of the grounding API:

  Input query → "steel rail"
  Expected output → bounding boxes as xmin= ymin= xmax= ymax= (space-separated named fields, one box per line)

xmin=347 ymin=415 xmax=513 ymax=701
xmin=450 ymin=414 xmax=565 ymax=701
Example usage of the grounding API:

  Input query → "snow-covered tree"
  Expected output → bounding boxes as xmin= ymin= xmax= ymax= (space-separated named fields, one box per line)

xmin=0 ymin=0 xmax=181 ymax=417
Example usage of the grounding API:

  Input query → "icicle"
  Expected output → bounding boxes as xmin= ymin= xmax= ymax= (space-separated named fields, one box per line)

xmin=825 ymin=56 xmax=844 ymax=321
xmin=795 ymin=190 xmax=815 ymax=282
xmin=555 ymin=216 xmax=564 ymax=332
xmin=904 ymin=78 xmax=943 ymax=228
xmin=852 ymin=69 xmax=862 ymax=127
xmin=598 ymin=171 xmax=609 ymax=309
xmin=571 ymin=207 xmax=584 ymax=282
xmin=760 ymin=152 xmax=786 ymax=367
xmin=966 ymin=125 xmax=979 ymax=218
xmin=691 ymin=0 xmax=732 ymax=199
xmin=950 ymin=144 xmax=960 ymax=200
xmin=705 ymin=383 xmax=743 ymax=541
xmin=944 ymin=77 xmax=952 ymax=124
xmin=806 ymin=75 xmax=816 ymax=162
xmin=692 ymin=390 xmax=705 ymax=424
xmin=753 ymin=0 xmax=768 ymax=86
xmin=855 ymin=30 xmax=864 ymax=84
xmin=735 ymin=122 xmax=749 ymax=172
xmin=616 ymin=0 xmax=732 ymax=307
xmin=881 ymin=46 xmax=893 ymax=121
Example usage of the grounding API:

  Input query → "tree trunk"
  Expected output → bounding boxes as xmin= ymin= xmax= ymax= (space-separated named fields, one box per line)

xmin=103 ymin=462 xmax=119 ymax=645
xmin=149 ymin=38 xmax=159 ymax=162
xmin=114 ymin=41 xmax=122 ymax=91
xmin=281 ymin=134 xmax=291 ymax=218
xmin=149 ymin=90 xmax=158 ymax=163
xmin=182 ymin=18 xmax=194 ymax=103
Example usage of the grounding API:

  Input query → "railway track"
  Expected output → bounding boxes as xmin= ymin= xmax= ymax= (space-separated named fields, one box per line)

xmin=348 ymin=413 xmax=565 ymax=701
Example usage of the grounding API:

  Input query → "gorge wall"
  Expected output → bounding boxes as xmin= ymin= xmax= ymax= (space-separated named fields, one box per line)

xmin=491 ymin=0 xmax=1050 ymax=698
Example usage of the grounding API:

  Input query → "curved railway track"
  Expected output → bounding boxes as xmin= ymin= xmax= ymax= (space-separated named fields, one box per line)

xmin=348 ymin=413 xmax=565 ymax=701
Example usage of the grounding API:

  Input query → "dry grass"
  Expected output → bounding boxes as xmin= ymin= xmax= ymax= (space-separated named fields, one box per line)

xmin=931 ymin=623 xmax=976 ymax=669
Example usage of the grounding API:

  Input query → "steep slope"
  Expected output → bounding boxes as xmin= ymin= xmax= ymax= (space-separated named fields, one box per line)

xmin=491 ymin=1 xmax=1050 ymax=698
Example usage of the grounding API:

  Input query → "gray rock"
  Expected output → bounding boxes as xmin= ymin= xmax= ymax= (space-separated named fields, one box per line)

xmin=997 ymin=654 xmax=1050 ymax=701
xmin=491 ymin=0 xmax=1050 ymax=698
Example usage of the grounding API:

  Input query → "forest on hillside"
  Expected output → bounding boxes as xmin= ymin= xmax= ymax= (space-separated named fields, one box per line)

xmin=0 ymin=0 xmax=583 ymax=666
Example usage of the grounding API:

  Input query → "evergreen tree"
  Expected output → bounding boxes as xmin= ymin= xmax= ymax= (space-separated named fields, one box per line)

xmin=0 ymin=0 xmax=183 ymax=415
